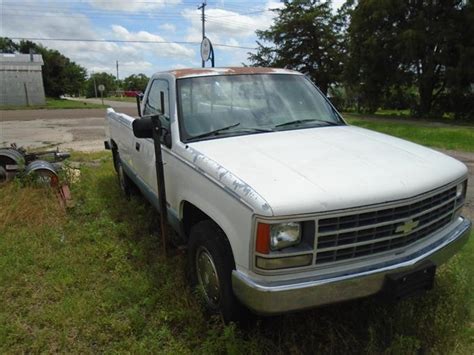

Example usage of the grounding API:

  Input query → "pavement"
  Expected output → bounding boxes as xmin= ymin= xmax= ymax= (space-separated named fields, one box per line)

xmin=0 ymin=107 xmax=473 ymax=218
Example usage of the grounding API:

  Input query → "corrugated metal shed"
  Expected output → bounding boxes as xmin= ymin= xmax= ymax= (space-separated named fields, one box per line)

xmin=0 ymin=53 xmax=46 ymax=106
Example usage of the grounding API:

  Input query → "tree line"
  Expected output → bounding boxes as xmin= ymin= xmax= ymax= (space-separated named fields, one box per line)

xmin=249 ymin=0 xmax=473 ymax=119
xmin=0 ymin=38 xmax=149 ymax=98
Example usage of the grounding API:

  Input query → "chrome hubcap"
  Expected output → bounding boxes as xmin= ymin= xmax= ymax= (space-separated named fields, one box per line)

xmin=196 ymin=246 xmax=220 ymax=307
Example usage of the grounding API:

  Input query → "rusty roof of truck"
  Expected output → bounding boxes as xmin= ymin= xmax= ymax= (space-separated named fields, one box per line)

xmin=166 ymin=67 xmax=301 ymax=79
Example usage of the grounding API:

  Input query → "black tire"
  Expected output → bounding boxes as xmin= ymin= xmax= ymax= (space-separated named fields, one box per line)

xmin=116 ymin=157 xmax=133 ymax=198
xmin=188 ymin=220 xmax=247 ymax=323
xmin=112 ymin=148 xmax=119 ymax=173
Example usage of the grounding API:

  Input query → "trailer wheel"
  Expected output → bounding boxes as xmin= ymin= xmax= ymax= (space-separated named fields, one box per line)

xmin=188 ymin=220 xmax=247 ymax=323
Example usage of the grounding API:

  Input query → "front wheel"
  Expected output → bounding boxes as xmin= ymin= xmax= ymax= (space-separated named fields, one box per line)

xmin=116 ymin=158 xmax=132 ymax=198
xmin=188 ymin=220 xmax=247 ymax=323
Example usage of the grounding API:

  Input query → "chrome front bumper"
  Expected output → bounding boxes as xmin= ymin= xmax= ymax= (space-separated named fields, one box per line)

xmin=232 ymin=217 xmax=472 ymax=315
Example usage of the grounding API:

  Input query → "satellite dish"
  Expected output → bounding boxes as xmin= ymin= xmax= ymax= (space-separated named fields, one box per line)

xmin=201 ymin=37 xmax=212 ymax=62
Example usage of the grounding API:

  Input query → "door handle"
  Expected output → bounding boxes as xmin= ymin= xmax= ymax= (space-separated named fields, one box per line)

xmin=135 ymin=142 xmax=140 ymax=151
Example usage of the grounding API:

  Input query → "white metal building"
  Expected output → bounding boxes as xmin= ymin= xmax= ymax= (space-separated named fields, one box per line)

xmin=0 ymin=53 xmax=46 ymax=106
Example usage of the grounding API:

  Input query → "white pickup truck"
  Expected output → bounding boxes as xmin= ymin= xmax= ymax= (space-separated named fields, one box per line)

xmin=105 ymin=67 xmax=471 ymax=322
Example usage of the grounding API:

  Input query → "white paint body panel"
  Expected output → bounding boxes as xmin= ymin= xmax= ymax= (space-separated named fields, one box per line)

xmin=189 ymin=125 xmax=468 ymax=216
xmin=106 ymin=69 xmax=468 ymax=282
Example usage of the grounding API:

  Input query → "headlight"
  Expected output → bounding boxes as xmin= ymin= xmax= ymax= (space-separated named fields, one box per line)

xmin=456 ymin=181 xmax=467 ymax=204
xmin=255 ymin=221 xmax=310 ymax=270
xmin=270 ymin=222 xmax=301 ymax=250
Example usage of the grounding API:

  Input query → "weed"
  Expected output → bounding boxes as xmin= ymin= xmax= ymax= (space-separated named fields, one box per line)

xmin=0 ymin=153 xmax=472 ymax=353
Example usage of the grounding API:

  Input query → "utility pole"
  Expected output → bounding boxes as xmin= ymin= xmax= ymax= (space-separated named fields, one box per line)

xmin=198 ymin=1 xmax=207 ymax=68
xmin=116 ymin=60 xmax=119 ymax=81
xmin=92 ymin=71 xmax=98 ymax=98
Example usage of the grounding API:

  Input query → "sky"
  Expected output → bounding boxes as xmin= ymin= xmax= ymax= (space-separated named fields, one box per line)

xmin=1 ymin=0 xmax=345 ymax=78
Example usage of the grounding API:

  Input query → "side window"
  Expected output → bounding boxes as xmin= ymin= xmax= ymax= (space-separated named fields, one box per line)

xmin=143 ymin=79 xmax=171 ymax=145
xmin=144 ymin=80 xmax=170 ymax=123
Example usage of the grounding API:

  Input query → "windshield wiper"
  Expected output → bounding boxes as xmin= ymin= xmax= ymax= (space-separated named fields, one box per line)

xmin=275 ymin=119 xmax=340 ymax=128
xmin=236 ymin=127 xmax=274 ymax=132
xmin=188 ymin=122 xmax=240 ymax=141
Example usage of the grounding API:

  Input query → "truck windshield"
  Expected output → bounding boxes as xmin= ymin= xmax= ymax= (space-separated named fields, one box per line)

xmin=177 ymin=74 xmax=343 ymax=142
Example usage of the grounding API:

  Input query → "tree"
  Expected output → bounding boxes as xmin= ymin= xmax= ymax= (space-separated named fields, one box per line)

xmin=441 ymin=3 xmax=474 ymax=119
xmin=345 ymin=0 xmax=473 ymax=117
xmin=85 ymin=72 xmax=118 ymax=98
xmin=122 ymin=74 xmax=149 ymax=92
xmin=248 ymin=0 xmax=344 ymax=94
xmin=0 ymin=37 xmax=18 ymax=53
xmin=344 ymin=0 xmax=407 ymax=113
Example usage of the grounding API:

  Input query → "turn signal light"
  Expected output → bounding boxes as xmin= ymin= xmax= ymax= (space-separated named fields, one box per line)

xmin=256 ymin=223 xmax=270 ymax=254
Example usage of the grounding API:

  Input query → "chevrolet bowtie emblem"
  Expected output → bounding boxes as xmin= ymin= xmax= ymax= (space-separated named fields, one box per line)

xmin=396 ymin=219 xmax=419 ymax=234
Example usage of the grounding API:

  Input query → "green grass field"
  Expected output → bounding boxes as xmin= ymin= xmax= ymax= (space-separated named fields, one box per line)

xmin=0 ymin=149 xmax=473 ymax=353
xmin=346 ymin=115 xmax=474 ymax=152
xmin=0 ymin=98 xmax=106 ymax=110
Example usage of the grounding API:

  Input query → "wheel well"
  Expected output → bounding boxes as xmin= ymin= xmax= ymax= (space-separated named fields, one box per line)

xmin=182 ymin=201 xmax=212 ymax=237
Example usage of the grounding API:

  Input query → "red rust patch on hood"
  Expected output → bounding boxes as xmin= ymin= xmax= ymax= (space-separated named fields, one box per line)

xmin=169 ymin=67 xmax=298 ymax=78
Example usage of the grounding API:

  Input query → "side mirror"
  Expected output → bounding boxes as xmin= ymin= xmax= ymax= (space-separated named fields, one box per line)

xmin=132 ymin=116 xmax=154 ymax=139
xmin=132 ymin=115 xmax=172 ymax=148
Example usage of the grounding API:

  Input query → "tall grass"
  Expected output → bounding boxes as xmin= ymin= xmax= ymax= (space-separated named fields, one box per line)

xmin=0 ymin=154 xmax=472 ymax=353
xmin=346 ymin=117 xmax=474 ymax=152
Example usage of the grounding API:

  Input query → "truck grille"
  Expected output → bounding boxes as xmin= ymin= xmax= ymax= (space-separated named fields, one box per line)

xmin=315 ymin=186 xmax=457 ymax=265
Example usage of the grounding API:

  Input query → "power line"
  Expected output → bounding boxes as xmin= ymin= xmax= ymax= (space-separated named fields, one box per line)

xmin=7 ymin=37 xmax=256 ymax=50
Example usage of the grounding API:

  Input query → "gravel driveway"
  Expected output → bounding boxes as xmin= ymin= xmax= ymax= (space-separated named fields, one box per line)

xmin=1 ymin=108 xmax=136 ymax=151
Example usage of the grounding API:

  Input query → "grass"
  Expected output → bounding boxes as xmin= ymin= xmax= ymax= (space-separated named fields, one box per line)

xmin=106 ymin=96 xmax=137 ymax=103
xmin=0 ymin=98 xmax=106 ymax=110
xmin=345 ymin=115 xmax=474 ymax=152
xmin=0 ymin=152 xmax=473 ymax=353
xmin=344 ymin=110 xmax=458 ymax=120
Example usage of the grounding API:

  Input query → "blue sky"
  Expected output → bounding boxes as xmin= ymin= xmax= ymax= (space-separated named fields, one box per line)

xmin=1 ymin=0 xmax=345 ymax=78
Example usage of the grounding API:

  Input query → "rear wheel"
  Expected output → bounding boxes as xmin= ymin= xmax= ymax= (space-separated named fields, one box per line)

xmin=188 ymin=220 xmax=247 ymax=323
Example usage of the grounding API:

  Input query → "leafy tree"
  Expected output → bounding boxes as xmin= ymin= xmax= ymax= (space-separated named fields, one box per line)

xmin=344 ymin=0 xmax=406 ymax=113
xmin=85 ymin=72 xmax=118 ymax=98
xmin=248 ymin=0 xmax=344 ymax=94
xmin=345 ymin=0 xmax=473 ymax=117
xmin=0 ymin=37 xmax=18 ymax=53
xmin=122 ymin=73 xmax=149 ymax=92
xmin=39 ymin=48 xmax=86 ymax=97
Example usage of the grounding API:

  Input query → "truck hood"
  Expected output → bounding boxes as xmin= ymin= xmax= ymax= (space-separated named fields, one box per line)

xmin=187 ymin=125 xmax=468 ymax=216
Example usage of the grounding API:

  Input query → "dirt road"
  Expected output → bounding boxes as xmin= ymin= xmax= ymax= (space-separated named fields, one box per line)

xmin=0 ymin=108 xmax=136 ymax=151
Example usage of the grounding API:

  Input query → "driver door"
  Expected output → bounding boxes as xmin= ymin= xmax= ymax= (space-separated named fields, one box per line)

xmin=132 ymin=79 xmax=171 ymax=193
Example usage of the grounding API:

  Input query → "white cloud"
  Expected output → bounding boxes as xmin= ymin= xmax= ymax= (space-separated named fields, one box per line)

xmin=111 ymin=25 xmax=194 ymax=59
xmin=88 ymin=0 xmax=181 ymax=12
xmin=182 ymin=1 xmax=284 ymax=44
xmin=170 ymin=63 xmax=188 ymax=70
xmin=2 ymin=6 xmax=195 ymax=77
xmin=332 ymin=0 xmax=346 ymax=10
xmin=160 ymin=23 xmax=177 ymax=32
